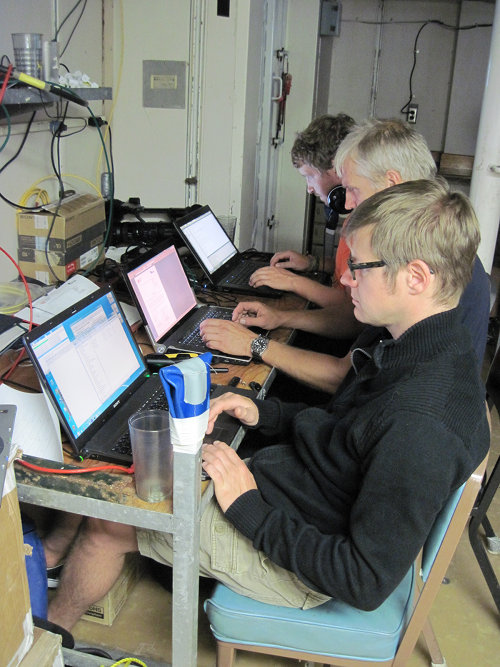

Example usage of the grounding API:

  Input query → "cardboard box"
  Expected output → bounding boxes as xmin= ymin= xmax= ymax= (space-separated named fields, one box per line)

xmin=17 ymin=193 xmax=106 ymax=285
xmin=18 ymin=251 xmax=103 ymax=285
xmin=18 ymin=222 xmax=105 ymax=266
xmin=1 ymin=464 xmax=34 ymax=667
xmin=82 ymin=554 xmax=143 ymax=626
xmin=17 ymin=193 xmax=106 ymax=239
xmin=19 ymin=627 xmax=63 ymax=667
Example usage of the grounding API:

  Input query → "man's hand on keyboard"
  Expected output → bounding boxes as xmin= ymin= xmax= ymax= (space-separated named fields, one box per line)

xmin=248 ymin=265 xmax=298 ymax=292
xmin=206 ymin=390 xmax=259 ymax=434
xmin=200 ymin=318 xmax=257 ymax=357
xmin=201 ymin=441 xmax=257 ymax=512
xmin=270 ymin=249 xmax=310 ymax=271
xmin=232 ymin=301 xmax=284 ymax=331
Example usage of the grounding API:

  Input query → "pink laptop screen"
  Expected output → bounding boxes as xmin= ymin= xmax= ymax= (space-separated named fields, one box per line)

xmin=127 ymin=245 xmax=196 ymax=342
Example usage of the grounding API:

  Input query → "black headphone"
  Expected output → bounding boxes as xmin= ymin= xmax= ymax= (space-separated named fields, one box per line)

xmin=327 ymin=186 xmax=352 ymax=215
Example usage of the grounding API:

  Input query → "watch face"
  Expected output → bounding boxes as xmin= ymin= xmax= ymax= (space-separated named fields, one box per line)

xmin=251 ymin=336 xmax=268 ymax=359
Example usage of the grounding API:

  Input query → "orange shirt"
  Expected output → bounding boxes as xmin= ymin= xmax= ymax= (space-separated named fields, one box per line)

xmin=333 ymin=234 xmax=349 ymax=287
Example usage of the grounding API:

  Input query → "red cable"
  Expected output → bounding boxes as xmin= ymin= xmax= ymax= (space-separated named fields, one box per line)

xmin=16 ymin=458 xmax=135 ymax=475
xmin=0 ymin=245 xmax=33 ymax=383
xmin=0 ymin=64 xmax=13 ymax=105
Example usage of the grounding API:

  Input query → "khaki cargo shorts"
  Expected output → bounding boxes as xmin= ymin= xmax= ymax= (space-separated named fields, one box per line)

xmin=137 ymin=497 xmax=330 ymax=609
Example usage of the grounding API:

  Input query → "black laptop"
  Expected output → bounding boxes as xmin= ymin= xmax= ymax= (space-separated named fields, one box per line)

xmin=174 ymin=205 xmax=282 ymax=298
xmin=121 ymin=241 xmax=251 ymax=365
xmin=22 ymin=286 xmax=254 ymax=465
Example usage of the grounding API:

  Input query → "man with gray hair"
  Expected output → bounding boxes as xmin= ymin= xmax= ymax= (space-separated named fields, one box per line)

xmin=201 ymin=119 xmax=490 ymax=389
xmin=46 ymin=179 xmax=489 ymax=630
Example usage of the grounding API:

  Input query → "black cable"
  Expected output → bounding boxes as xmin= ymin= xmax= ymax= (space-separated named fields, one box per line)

xmin=399 ymin=19 xmax=493 ymax=115
xmin=0 ymin=110 xmax=46 ymax=210
xmin=83 ymin=106 xmax=114 ymax=275
xmin=41 ymin=104 xmax=69 ymax=283
xmin=57 ymin=119 xmax=87 ymax=137
xmin=106 ymin=124 xmax=116 ymax=195
xmin=55 ymin=0 xmax=84 ymax=39
xmin=0 ymin=109 xmax=36 ymax=174
xmin=0 ymin=377 xmax=39 ymax=393
xmin=56 ymin=0 xmax=88 ymax=57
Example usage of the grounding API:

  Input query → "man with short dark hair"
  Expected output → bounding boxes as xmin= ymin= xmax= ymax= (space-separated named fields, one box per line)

xmin=248 ymin=113 xmax=355 ymax=309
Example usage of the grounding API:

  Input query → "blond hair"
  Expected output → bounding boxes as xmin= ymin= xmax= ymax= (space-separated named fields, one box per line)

xmin=344 ymin=179 xmax=480 ymax=305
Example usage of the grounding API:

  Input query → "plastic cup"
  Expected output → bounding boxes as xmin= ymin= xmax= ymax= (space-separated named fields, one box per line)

xmin=218 ymin=215 xmax=237 ymax=242
xmin=129 ymin=410 xmax=173 ymax=502
xmin=12 ymin=33 xmax=43 ymax=78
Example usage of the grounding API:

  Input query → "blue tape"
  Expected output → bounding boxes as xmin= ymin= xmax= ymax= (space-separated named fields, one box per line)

xmin=159 ymin=352 xmax=212 ymax=418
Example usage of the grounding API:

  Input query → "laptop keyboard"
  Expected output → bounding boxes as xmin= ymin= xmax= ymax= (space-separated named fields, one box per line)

xmin=177 ymin=307 xmax=232 ymax=347
xmin=111 ymin=386 xmax=170 ymax=456
xmin=111 ymin=384 xmax=218 ymax=457
xmin=221 ymin=262 xmax=258 ymax=285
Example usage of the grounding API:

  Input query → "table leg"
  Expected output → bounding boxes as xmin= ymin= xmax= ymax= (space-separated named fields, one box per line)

xmin=172 ymin=449 xmax=202 ymax=666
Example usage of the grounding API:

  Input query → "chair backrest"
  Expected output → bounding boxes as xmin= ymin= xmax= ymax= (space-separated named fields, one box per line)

xmin=486 ymin=344 xmax=500 ymax=415
xmin=393 ymin=455 xmax=488 ymax=666
xmin=421 ymin=482 xmax=466 ymax=581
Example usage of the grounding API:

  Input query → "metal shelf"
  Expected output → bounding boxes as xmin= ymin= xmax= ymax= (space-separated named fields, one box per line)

xmin=2 ymin=84 xmax=112 ymax=117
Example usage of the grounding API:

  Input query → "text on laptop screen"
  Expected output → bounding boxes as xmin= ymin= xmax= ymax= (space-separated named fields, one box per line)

xmin=127 ymin=244 xmax=197 ymax=341
xmin=181 ymin=210 xmax=237 ymax=274
xmin=29 ymin=291 xmax=145 ymax=440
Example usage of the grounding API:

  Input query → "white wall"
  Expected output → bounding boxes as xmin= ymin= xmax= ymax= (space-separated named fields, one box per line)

xmin=198 ymin=0 xmax=262 ymax=249
xmin=446 ymin=1 xmax=496 ymax=155
xmin=1 ymin=0 xmax=495 ymax=282
xmin=0 ymin=0 xmax=105 ymax=280
xmin=108 ymin=0 xmax=190 ymax=207
xmin=326 ymin=0 xmax=493 ymax=154
xmin=274 ymin=0 xmax=321 ymax=253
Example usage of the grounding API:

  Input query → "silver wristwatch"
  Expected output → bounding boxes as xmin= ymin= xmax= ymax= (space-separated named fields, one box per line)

xmin=250 ymin=335 xmax=269 ymax=361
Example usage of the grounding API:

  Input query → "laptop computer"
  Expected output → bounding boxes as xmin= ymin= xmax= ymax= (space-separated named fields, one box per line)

xmin=174 ymin=205 xmax=282 ymax=298
xmin=121 ymin=241 xmax=251 ymax=365
xmin=22 ymin=286 xmax=255 ymax=465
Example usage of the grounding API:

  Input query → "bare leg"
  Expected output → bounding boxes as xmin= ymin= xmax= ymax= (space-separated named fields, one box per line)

xmin=48 ymin=517 xmax=138 ymax=631
xmin=43 ymin=512 xmax=83 ymax=568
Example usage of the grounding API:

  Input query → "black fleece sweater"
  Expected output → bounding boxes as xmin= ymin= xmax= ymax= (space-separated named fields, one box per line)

xmin=225 ymin=308 xmax=489 ymax=611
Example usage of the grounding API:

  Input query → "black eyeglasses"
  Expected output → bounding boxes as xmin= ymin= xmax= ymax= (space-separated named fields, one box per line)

xmin=347 ymin=256 xmax=386 ymax=281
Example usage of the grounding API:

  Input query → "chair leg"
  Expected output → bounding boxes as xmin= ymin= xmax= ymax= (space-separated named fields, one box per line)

xmin=422 ymin=618 xmax=446 ymax=666
xmin=468 ymin=457 xmax=500 ymax=614
xmin=216 ymin=641 xmax=236 ymax=667
xmin=481 ymin=462 xmax=500 ymax=552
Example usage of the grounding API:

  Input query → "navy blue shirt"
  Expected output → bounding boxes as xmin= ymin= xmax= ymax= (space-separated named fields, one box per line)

xmin=459 ymin=256 xmax=490 ymax=367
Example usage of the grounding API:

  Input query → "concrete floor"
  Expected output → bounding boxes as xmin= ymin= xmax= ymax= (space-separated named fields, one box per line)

xmin=68 ymin=352 xmax=500 ymax=667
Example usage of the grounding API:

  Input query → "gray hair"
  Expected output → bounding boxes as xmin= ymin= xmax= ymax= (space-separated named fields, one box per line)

xmin=335 ymin=118 xmax=437 ymax=187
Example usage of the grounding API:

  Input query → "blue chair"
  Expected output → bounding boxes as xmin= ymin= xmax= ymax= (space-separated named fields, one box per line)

xmin=205 ymin=456 xmax=487 ymax=667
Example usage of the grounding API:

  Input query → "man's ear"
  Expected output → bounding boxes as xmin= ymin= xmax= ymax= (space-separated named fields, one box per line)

xmin=406 ymin=260 xmax=433 ymax=295
xmin=384 ymin=169 xmax=403 ymax=188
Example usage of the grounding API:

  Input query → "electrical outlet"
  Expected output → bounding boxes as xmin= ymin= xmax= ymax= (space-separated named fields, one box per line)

xmin=407 ymin=104 xmax=418 ymax=124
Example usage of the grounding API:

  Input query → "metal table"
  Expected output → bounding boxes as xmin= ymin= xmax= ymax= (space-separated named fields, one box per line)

xmin=16 ymin=448 xmax=204 ymax=666
xmin=12 ymin=289 xmax=303 ymax=664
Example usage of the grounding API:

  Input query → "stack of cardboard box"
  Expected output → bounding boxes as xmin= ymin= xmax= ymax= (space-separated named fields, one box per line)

xmin=17 ymin=193 xmax=106 ymax=285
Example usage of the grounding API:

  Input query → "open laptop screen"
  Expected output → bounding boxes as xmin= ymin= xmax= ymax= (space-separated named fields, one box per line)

xmin=126 ymin=244 xmax=196 ymax=342
xmin=179 ymin=208 xmax=237 ymax=275
xmin=25 ymin=289 xmax=145 ymax=441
